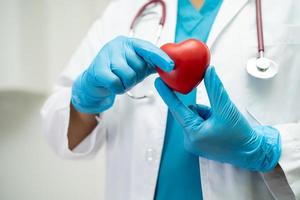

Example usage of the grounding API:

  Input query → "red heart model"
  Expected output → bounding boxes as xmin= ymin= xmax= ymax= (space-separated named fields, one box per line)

xmin=156 ymin=39 xmax=210 ymax=94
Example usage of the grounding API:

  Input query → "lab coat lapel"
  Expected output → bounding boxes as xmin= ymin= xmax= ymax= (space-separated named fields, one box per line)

xmin=206 ymin=0 xmax=249 ymax=48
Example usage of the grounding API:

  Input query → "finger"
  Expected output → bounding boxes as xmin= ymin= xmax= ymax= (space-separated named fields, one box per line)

xmin=81 ymin=71 xmax=113 ymax=98
xmin=110 ymin=59 xmax=137 ymax=90
xmin=204 ymin=66 xmax=231 ymax=112
xmin=189 ymin=104 xmax=212 ymax=120
xmin=86 ymin=86 xmax=112 ymax=98
xmin=125 ymin=48 xmax=150 ymax=82
xmin=91 ymin=55 xmax=125 ymax=94
xmin=96 ymin=69 xmax=125 ymax=94
xmin=154 ymin=78 xmax=203 ymax=126
xmin=130 ymin=38 xmax=174 ymax=72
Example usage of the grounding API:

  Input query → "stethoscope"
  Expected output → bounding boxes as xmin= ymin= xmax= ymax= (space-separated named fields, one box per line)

xmin=127 ymin=0 xmax=166 ymax=100
xmin=246 ymin=0 xmax=278 ymax=79
xmin=127 ymin=0 xmax=278 ymax=100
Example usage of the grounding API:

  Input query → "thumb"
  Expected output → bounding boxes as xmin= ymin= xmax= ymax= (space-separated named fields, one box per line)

xmin=154 ymin=78 xmax=203 ymax=126
xmin=204 ymin=66 xmax=231 ymax=112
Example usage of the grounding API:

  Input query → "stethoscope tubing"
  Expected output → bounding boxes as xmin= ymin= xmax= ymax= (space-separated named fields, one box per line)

xmin=256 ymin=0 xmax=265 ymax=55
xmin=126 ymin=0 xmax=167 ymax=100
xmin=130 ymin=0 xmax=166 ymax=31
xmin=127 ymin=0 xmax=275 ymax=99
xmin=131 ymin=0 xmax=266 ymax=59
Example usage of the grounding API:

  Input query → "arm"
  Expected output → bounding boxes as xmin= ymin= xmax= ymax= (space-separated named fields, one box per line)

xmin=67 ymin=104 xmax=98 ymax=150
xmin=40 ymin=19 xmax=108 ymax=158
xmin=68 ymin=36 xmax=173 ymax=150
xmin=41 ymin=86 xmax=107 ymax=158
xmin=42 ymin=29 xmax=174 ymax=157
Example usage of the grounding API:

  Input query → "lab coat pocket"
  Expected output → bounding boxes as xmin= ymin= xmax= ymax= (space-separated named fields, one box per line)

xmin=247 ymin=24 xmax=300 ymax=56
xmin=246 ymin=101 xmax=300 ymax=126
xmin=264 ymin=24 xmax=300 ymax=67
xmin=247 ymin=23 xmax=300 ymax=46
xmin=264 ymin=24 xmax=300 ymax=45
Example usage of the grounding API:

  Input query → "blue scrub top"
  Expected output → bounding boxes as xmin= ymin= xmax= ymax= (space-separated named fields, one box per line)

xmin=154 ymin=0 xmax=223 ymax=199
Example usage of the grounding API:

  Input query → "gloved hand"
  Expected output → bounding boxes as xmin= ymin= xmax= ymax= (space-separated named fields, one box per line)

xmin=155 ymin=66 xmax=281 ymax=172
xmin=72 ymin=36 xmax=174 ymax=114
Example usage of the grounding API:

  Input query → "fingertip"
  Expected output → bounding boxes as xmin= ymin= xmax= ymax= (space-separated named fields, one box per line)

xmin=131 ymin=38 xmax=173 ymax=72
xmin=164 ymin=59 xmax=174 ymax=72
xmin=156 ymin=55 xmax=174 ymax=72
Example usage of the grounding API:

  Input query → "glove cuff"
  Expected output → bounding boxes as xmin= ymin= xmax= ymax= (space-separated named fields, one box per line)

xmin=252 ymin=126 xmax=282 ymax=172
xmin=71 ymin=71 xmax=115 ymax=114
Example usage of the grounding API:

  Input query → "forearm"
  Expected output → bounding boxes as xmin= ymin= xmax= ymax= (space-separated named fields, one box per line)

xmin=67 ymin=103 xmax=98 ymax=150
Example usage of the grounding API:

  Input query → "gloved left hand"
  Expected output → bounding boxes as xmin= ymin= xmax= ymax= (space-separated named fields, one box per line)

xmin=155 ymin=66 xmax=281 ymax=172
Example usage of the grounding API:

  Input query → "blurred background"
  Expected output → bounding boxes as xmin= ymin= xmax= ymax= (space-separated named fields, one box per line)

xmin=0 ymin=0 xmax=110 ymax=199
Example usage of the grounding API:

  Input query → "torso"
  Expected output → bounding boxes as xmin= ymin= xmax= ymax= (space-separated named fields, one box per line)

xmin=98 ymin=0 xmax=300 ymax=199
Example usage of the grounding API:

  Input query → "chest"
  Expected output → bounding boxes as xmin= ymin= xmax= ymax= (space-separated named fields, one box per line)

xmin=105 ymin=0 xmax=300 ymax=129
xmin=205 ymin=0 xmax=300 ymax=125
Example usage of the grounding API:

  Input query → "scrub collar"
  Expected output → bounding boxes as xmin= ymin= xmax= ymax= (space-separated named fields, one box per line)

xmin=178 ymin=0 xmax=222 ymax=33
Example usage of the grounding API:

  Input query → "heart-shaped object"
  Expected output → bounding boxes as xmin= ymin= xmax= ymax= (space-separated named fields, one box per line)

xmin=157 ymin=39 xmax=210 ymax=94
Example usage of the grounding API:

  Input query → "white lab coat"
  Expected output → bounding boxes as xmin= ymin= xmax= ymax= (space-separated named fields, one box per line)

xmin=41 ymin=0 xmax=300 ymax=199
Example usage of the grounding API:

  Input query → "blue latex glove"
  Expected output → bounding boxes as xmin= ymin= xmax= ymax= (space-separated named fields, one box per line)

xmin=155 ymin=66 xmax=281 ymax=172
xmin=72 ymin=36 xmax=174 ymax=114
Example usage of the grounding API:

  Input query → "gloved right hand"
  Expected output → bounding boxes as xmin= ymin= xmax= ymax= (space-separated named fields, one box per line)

xmin=155 ymin=67 xmax=281 ymax=172
xmin=71 ymin=36 xmax=174 ymax=114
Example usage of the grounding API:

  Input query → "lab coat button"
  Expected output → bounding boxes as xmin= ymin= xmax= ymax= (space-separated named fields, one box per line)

xmin=145 ymin=148 xmax=157 ymax=163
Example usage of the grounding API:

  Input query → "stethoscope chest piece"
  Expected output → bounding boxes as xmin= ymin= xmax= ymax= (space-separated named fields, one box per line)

xmin=246 ymin=0 xmax=279 ymax=79
xmin=246 ymin=57 xmax=278 ymax=79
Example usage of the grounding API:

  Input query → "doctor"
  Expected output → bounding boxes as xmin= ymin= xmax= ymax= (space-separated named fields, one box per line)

xmin=41 ymin=0 xmax=300 ymax=199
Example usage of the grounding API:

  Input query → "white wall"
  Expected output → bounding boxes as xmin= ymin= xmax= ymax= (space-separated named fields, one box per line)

xmin=0 ymin=0 xmax=110 ymax=199
xmin=0 ymin=0 xmax=110 ymax=93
